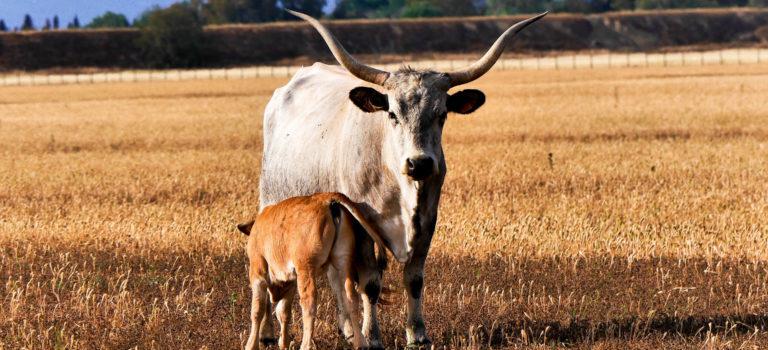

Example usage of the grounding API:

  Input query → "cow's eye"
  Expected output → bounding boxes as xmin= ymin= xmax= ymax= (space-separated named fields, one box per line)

xmin=388 ymin=112 xmax=398 ymax=124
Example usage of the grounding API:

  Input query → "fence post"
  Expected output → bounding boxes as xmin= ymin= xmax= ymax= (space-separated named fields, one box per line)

xmin=719 ymin=50 xmax=724 ymax=65
xmin=590 ymin=54 xmax=593 ymax=69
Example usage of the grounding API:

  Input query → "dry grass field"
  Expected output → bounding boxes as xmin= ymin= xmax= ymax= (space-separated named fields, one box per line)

xmin=2 ymin=63 xmax=768 ymax=349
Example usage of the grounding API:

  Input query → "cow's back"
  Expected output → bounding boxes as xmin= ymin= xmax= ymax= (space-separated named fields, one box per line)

xmin=259 ymin=63 xmax=386 ymax=211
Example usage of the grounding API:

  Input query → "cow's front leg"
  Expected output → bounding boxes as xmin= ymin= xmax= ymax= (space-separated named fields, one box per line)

xmin=403 ymin=251 xmax=430 ymax=345
xmin=404 ymin=229 xmax=433 ymax=346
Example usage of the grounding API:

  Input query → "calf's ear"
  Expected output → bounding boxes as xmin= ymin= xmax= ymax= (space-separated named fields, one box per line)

xmin=237 ymin=221 xmax=254 ymax=236
xmin=447 ymin=89 xmax=485 ymax=114
xmin=350 ymin=87 xmax=389 ymax=113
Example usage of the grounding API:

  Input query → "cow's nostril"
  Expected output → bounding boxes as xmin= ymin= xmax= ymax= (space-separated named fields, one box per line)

xmin=407 ymin=159 xmax=416 ymax=172
xmin=405 ymin=157 xmax=435 ymax=180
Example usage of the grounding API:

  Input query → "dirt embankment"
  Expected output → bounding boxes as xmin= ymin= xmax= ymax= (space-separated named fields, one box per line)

xmin=1 ymin=9 xmax=767 ymax=71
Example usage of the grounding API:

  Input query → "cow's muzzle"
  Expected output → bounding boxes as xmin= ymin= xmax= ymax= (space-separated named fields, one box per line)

xmin=404 ymin=156 xmax=436 ymax=181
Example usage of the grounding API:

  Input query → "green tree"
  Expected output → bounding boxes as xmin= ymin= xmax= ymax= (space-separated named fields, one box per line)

xmin=636 ymin=0 xmax=717 ymax=9
xmin=332 ymin=0 xmax=394 ymax=18
xmin=611 ymin=0 xmax=635 ymax=10
xmin=555 ymin=0 xmax=591 ymax=12
xmin=136 ymin=3 xmax=208 ymax=68
xmin=428 ymin=0 xmax=479 ymax=16
xmin=43 ymin=18 xmax=51 ymax=30
xmin=281 ymin=0 xmax=327 ymax=18
xmin=748 ymin=0 xmax=768 ymax=6
xmin=588 ymin=0 xmax=613 ymax=11
xmin=87 ymin=11 xmax=131 ymax=28
xmin=486 ymin=0 xmax=549 ymax=15
xmin=22 ymin=14 xmax=34 ymax=30
xmin=401 ymin=1 xmax=443 ymax=17
xmin=68 ymin=15 xmax=81 ymax=29
xmin=133 ymin=6 xmax=160 ymax=27
xmin=202 ymin=0 xmax=280 ymax=24
xmin=0 ymin=20 xmax=7 ymax=31
xmin=53 ymin=15 xmax=60 ymax=29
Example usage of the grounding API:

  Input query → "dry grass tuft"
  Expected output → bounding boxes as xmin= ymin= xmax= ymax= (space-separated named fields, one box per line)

xmin=2 ymin=64 xmax=768 ymax=348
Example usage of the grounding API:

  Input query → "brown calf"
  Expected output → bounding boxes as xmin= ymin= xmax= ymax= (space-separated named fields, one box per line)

xmin=238 ymin=192 xmax=389 ymax=350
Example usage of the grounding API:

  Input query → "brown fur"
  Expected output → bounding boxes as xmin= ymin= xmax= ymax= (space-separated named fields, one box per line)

xmin=240 ymin=192 xmax=388 ymax=350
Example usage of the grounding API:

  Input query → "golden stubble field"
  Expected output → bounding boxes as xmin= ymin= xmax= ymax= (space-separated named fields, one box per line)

xmin=2 ymin=63 xmax=768 ymax=349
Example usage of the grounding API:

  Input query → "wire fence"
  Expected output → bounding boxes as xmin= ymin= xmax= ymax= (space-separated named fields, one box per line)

xmin=1 ymin=48 xmax=765 ymax=86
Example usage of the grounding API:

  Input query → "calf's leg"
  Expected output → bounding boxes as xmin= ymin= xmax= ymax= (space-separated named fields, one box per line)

xmin=297 ymin=270 xmax=318 ymax=350
xmin=246 ymin=279 xmax=268 ymax=350
xmin=274 ymin=284 xmax=296 ymax=349
xmin=354 ymin=225 xmax=384 ymax=349
xmin=343 ymin=268 xmax=368 ymax=348
xmin=330 ymin=249 xmax=368 ymax=349
xmin=258 ymin=298 xmax=277 ymax=345
xmin=327 ymin=266 xmax=354 ymax=339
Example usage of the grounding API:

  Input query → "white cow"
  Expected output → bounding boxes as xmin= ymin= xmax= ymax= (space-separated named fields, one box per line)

xmin=257 ymin=10 xmax=546 ymax=348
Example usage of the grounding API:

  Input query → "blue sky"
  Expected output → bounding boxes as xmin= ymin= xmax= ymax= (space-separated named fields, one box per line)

xmin=0 ymin=1 xmax=339 ymax=29
xmin=0 ymin=0 xmax=178 ymax=29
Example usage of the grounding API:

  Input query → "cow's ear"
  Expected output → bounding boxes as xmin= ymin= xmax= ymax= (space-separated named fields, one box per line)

xmin=237 ymin=221 xmax=254 ymax=236
xmin=447 ymin=89 xmax=485 ymax=114
xmin=350 ymin=87 xmax=389 ymax=113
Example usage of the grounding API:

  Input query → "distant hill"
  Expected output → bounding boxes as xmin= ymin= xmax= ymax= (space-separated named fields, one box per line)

xmin=1 ymin=9 xmax=767 ymax=72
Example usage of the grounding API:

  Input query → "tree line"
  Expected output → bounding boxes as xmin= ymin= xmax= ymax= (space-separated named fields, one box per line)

xmin=1 ymin=0 xmax=767 ymax=33
xmin=0 ymin=0 xmax=765 ymax=69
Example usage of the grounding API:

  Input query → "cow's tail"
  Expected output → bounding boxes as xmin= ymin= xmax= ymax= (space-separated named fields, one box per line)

xmin=329 ymin=196 xmax=395 ymax=306
xmin=376 ymin=243 xmax=395 ymax=306
xmin=328 ymin=197 xmax=388 ymax=253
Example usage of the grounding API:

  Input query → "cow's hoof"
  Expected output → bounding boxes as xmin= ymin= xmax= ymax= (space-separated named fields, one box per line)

xmin=406 ymin=333 xmax=431 ymax=348
xmin=260 ymin=337 xmax=277 ymax=346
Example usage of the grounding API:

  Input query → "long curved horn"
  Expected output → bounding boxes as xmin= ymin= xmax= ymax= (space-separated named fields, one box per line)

xmin=448 ymin=12 xmax=547 ymax=87
xmin=287 ymin=9 xmax=390 ymax=86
